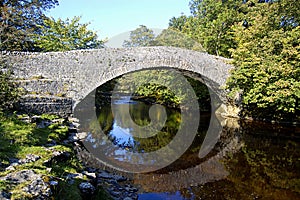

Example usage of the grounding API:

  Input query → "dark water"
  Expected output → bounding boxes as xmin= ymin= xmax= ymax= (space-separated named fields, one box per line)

xmin=76 ymin=94 xmax=300 ymax=200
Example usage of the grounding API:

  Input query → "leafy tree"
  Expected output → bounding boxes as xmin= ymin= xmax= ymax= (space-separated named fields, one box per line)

xmin=226 ymin=1 xmax=300 ymax=120
xmin=33 ymin=16 xmax=104 ymax=52
xmin=0 ymin=0 xmax=58 ymax=51
xmin=166 ymin=0 xmax=299 ymax=120
xmin=181 ymin=0 xmax=242 ymax=57
xmin=152 ymin=28 xmax=205 ymax=51
xmin=124 ymin=25 xmax=204 ymax=51
xmin=169 ymin=14 xmax=189 ymax=31
xmin=123 ymin=25 xmax=155 ymax=47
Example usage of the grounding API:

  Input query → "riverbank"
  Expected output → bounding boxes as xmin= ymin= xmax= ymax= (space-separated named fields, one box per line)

xmin=0 ymin=113 xmax=138 ymax=200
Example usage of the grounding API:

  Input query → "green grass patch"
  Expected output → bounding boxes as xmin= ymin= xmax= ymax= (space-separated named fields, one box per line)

xmin=0 ymin=112 xmax=112 ymax=200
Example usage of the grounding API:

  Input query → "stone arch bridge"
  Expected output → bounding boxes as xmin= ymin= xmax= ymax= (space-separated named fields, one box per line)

xmin=4 ymin=46 xmax=234 ymax=116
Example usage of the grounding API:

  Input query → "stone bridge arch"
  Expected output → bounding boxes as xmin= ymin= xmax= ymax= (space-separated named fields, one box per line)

xmin=6 ymin=46 xmax=233 ymax=116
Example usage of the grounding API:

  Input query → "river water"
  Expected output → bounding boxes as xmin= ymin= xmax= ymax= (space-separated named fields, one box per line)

xmin=75 ymin=93 xmax=300 ymax=200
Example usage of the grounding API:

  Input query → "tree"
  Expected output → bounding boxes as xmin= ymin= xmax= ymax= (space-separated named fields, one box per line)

xmin=33 ymin=16 xmax=104 ymax=52
xmin=123 ymin=25 xmax=155 ymax=47
xmin=169 ymin=14 xmax=189 ymax=31
xmin=181 ymin=0 xmax=242 ymax=57
xmin=152 ymin=28 xmax=205 ymax=51
xmin=0 ymin=0 xmax=59 ymax=51
xmin=226 ymin=1 xmax=300 ymax=120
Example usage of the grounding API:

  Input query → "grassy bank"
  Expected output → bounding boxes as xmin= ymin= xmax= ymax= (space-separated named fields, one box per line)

xmin=0 ymin=112 xmax=110 ymax=199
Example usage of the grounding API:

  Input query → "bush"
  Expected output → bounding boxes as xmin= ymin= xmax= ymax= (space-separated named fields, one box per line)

xmin=0 ymin=59 xmax=20 ymax=111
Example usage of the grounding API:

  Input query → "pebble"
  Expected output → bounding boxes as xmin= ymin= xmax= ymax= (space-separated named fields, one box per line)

xmin=82 ymin=171 xmax=97 ymax=179
xmin=76 ymin=132 xmax=88 ymax=140
xmin=0 ymin=191 xmax=11 ymax=200
xmin=5 ymin=166 xmax=15 ymax=171
xmin=19 ymin=154 xmax=41 ymax=164
xmin=49 ymin=180 xmax=58 ymax=186
xmin=79 ymin=182 xmax=96 ymax=194
xmin=23 ymin=177 xmax=51 ymax=197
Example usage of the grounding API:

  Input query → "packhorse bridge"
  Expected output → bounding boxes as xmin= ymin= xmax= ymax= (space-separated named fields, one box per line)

xmin=4 ymin=46 xmax=234 ymax=116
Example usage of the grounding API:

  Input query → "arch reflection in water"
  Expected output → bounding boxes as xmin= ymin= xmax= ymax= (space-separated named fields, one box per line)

xmin=74 ymin=68 xmax=204 ymax=173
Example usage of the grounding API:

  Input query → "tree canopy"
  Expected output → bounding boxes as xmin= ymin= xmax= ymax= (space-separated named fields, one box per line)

xmin=152 ymin=28 xmax=205 ymax=51
xmin=226 ymin=0 xmax=300 ymax=120
xmin=123 ymin=25 xmax=204 ymax=51
xmin=33 ymin=16 xmax=104 ymax=52
xmin=171 ymin=0 xmax=241 ymax=57
xmin=0 ymin=0 xmax=59 ymax=51
xmin=168 ymin=0 xmax=299 ymax=121
xmin=123 ymin=25 xmax=155 ymax=47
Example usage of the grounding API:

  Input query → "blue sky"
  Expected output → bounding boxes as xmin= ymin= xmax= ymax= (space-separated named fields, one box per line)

xmin=47 ymin=0 xmax=191 ymax=40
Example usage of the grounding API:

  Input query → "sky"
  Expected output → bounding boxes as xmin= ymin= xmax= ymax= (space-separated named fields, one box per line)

xmin=47 ymin=0 xmax=191 ymax=46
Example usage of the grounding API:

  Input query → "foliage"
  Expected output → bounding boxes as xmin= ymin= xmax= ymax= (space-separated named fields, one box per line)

xmin=174 ymin=0 xmax=242 ymax=57
xmin=123 ymin=25 xmax=155 ymax=47
xmin=114 ymin=70 xmax=183 ymax=107
xmin=104 ymin=69 xmax=211 ymax=110
xmin=0 ymin=0 xmax=59 ymax=51
xmin=0 ymin=59 xmax=20 ymax=112
xmin=152 ymin=28 xmax=205 ymax=51
xmin=169 ymin=14 xmax=189 ymax=31
xmin=33 ymin=16 xmax=104 ymax=52
xmin=167 ymin=0 xmax=300 ymax=120
xmin=226 ymin=1 xmax=300 ymax=120
xmin=124 ymin=24 xmax=205 ymax=51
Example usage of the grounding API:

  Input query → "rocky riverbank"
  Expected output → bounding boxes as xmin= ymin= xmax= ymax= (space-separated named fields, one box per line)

xmin=0 ymin=114 xmax=138 ymax=200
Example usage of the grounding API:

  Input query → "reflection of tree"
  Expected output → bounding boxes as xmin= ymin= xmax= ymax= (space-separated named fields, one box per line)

xmin=220 ymin=123 xmax=300 ymax=199
xmin=91 ymin=68 xmax=213 ymax=172
xmin=96 ymin=99 xmax=182 ymax=153
xmin=96 ymin=105 xmax=114 ymax=133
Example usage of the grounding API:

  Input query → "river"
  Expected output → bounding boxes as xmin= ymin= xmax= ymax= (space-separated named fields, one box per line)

xmin=74 ymin=92 xmax=300 ymax=200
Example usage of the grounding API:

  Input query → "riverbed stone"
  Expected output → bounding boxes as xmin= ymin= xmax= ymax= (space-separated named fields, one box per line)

xmin=23 ymin=177 xmax=51 ymax=198
xmin=82 ymin=171 xmax=96 ymax=179
xmin=44 ymin=150 xmax=71 ymax=167
xmin=8 ymin=158 xmax=19 ymax=164
xmin=97 ymin=170 xmax=127 ymax=182
xmin=79 ymin=182 xmax=96 ymax=195
xmin=0 ymin=191 xmax=11 ymax=200
xmin=19 ymin=154 xmax=41 ymax=164
xmin=2 ymin=170 xmax=40 ymax=183
xmin=5 ymin=166 xmax=15 ymax=171
xmin=97 ymin=171 xmax=114 ymax=179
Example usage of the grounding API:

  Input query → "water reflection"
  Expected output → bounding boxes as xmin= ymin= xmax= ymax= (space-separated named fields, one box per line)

xmin=74 ymin=89 xmax=300 ymax=199
xmin=96 ymin=96 xmax=182 ymax=153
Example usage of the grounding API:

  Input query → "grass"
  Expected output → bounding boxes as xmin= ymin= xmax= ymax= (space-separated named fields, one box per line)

xmin=0 ymin=112 xmax=111 ymax=200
